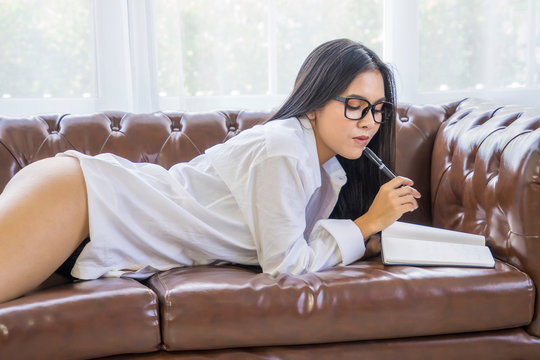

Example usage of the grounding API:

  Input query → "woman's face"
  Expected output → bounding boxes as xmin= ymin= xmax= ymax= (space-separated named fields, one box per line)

xmin=308 ymin=70 xmax=385 ymax=165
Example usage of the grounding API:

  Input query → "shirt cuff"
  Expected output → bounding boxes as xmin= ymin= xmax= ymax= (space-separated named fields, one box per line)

xmin=313 ymin=219 xmax=365 ymax=265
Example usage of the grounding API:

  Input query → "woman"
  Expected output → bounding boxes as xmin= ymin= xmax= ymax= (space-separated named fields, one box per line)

xmin=0 ymin=39 xmax=420 ymax=303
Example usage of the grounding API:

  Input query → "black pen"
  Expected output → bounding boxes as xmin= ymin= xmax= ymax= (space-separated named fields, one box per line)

xmin=363 ymin=147 xmax=396 ymax=180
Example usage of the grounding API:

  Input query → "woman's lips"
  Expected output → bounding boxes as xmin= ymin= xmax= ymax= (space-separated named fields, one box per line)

xmin=353 ymin=136 xmax=370 ymax=146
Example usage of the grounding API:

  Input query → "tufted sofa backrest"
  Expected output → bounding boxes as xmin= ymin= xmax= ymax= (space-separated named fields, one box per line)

xmin=0 ymin=105 xmax=447 ymax=225
xmin=4 ymin=101 xmax=534 ymax=229
xmin=430 ymin=99 xmax=539 ymax=259
xmin=0 ymin=110 xmax=268 ymax=192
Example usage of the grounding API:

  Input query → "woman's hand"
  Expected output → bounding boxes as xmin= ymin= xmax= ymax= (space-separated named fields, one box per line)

xmin=354 ymin=176 xmax=421 ymax=240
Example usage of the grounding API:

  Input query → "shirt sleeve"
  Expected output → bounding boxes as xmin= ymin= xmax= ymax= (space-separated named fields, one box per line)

xmin=238 ymin=155 xmax=366 ymax=276
xmin=309 ymin=219 xmax=366 ymax=266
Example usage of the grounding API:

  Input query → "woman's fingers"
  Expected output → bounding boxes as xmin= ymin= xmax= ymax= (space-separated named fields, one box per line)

xmin=403 ymin=196 xmax=419 ymax=212
xmin=386 ymin=176 xmax=415 ymax=189
xmin=385 ymin=177 xmax=421 ymax=212
xmin=392 ymin=194 xmax=418 ymax=212
xmin=354 ymin=176 xmax=423 ymax=238
xmin=395 ymin=186 xmax=421 ymax=212
xmin=395 ymin=185 xmax=421 ymax=198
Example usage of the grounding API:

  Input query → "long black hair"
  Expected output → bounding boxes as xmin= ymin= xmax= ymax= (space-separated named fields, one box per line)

xmin=269 ymin=39 xmax=396 ymax=220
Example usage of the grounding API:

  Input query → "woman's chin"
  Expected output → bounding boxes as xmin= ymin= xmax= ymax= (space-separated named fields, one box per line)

xmin=339 ymin=149 xmax=364 ymax=160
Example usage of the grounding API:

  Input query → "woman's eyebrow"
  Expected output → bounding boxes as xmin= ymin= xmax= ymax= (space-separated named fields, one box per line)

xmin=346 ymin=94 xmax=386 ymax=102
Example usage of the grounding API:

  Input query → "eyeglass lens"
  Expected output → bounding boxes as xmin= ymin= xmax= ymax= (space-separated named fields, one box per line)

xmin=345 ymin=98 xmax=390 ymax=123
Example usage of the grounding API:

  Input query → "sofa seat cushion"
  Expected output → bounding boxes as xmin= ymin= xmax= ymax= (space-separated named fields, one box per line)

xmin=147 ymin=260 xmax=534 ymax=351
xmin=0 ymin=278 xmax=161 ymax=360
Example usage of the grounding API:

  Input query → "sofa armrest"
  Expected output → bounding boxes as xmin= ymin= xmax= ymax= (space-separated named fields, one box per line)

xmin=430 ymin=98 xmax=540 ymax=336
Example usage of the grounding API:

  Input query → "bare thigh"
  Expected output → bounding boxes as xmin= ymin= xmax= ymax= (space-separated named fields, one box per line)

xmin=0 ymin=156 xmax=89 ymax=303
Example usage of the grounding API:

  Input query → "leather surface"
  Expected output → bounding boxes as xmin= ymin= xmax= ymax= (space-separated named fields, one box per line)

xmin=395 ymin=100 xmax=464 ymax=225
xmin=0 ymin=278 xmax=161 ymax=360
xmin=147 ymin=260 xmax=533 ymax=351
xmin=430 ymin=98 xmax=540 ymax=336
xmin=99 ymin=328 xmax=540 ymax=360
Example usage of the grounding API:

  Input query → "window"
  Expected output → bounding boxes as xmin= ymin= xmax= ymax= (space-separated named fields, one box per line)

xmin=0 ymin=0 xmax=95 ymax=99
xmin=156 ymin=0 xmax=269 ymax=97
xmin=0 ymin=0 xmax=538 ymax=117
xmin=419 ymin=0 xmax=534 ymax=91
xmin=273 ymin=0 xmax=383 ymax=95
xmin=385 ymin=0 xmax=539 ymax=105
xmin=155 ymin=0 xmax=383 ymax=110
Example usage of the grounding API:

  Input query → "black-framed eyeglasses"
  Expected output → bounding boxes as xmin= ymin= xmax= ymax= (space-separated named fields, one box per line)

xmin=334 ymin=97 xmax=393 ymax=124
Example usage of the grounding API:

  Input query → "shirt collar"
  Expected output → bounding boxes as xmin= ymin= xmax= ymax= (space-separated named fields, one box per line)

xmin=323 ymin=157 xmax=347 ymax=187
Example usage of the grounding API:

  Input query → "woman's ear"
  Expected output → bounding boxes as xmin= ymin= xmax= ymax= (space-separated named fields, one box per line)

xmin=306 ymin=110 xmax=316 ymax=122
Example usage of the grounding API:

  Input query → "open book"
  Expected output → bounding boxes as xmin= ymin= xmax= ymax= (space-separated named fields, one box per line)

xmin=381 ymin=222 xmax=495 ymax=268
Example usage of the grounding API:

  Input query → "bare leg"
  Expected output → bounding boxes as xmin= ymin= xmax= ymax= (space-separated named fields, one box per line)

xmin=0 ymin=157 xmax=89 ymax=303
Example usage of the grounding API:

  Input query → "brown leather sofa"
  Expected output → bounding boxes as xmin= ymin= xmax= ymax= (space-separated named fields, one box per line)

xmin=0 ymin=98 xmax=539 ymax=359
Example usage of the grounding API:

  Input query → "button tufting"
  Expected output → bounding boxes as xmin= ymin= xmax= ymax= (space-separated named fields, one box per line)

xmin=170 ymin=121 xmax=182 ymax=132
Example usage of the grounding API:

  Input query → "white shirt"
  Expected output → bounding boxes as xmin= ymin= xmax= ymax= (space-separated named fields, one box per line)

xmin=63 ymin=116 xmax=366 ymax=279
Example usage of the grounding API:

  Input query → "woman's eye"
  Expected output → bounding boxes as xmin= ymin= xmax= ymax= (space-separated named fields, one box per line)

xmin=347 ymin=105 xmax=361 ymax=110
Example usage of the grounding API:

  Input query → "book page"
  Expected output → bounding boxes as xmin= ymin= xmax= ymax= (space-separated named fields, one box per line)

xmin=381 ymin=237 xmax=495 ymax=268
xmin=382 ymin=221 xmax=485 ymax=246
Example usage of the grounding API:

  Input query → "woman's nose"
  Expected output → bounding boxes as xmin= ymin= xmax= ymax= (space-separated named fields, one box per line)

xmin=357 ymin=110 xmax=376 ymax=128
